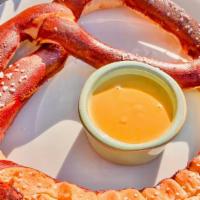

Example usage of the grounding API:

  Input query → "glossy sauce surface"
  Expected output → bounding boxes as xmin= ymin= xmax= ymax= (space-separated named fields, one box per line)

xmin=89 ymin=75 xmax=173 ymax=144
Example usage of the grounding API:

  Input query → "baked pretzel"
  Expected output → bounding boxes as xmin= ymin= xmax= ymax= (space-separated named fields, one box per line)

xmin=0 ymin=0 xmax=199 ymax=199
xmin=0 ymin=0 xmax=200 ymax=139
xmin=0 ymin=154 xmax=199 ymax=199
xmin=57 ymin=0 xmax=200 ymax=58
xmin=38 ymin=0 xmax=200 ymax=89
xmin=0 ymin=2 xmax=71 ymax=139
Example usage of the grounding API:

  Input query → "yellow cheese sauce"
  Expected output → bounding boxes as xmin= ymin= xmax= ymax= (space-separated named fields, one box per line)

xmin=89 ymin=75 xmax=173 ymax=144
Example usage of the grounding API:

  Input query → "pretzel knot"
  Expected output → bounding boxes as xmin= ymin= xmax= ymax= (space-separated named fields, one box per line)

xmin=0 ymin=0 xmax=199 ymax=199
xmin=0 ymin=0 xmax=199 ymax=137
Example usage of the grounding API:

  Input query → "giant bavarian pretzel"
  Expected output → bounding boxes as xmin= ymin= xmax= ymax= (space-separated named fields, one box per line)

xmin=0 ymin=0 xmax=199 ymax=199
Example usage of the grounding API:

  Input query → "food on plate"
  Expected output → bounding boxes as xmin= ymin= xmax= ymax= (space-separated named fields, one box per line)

xmin=0 ymin=155 xmax=199 ymax=199
xmin=89 ymin=74 xmax=173 ymax=144
xmin=0 ymin=0 xmax=199 ymax=139
xmin=0 ymin=0 xmax=199 ymax=198
xmin=39 ymin=0 xmax=200 ymax=89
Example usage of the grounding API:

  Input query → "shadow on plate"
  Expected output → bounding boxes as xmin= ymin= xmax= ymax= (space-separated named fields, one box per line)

xmin=56 ymin=128 xmax=164 ymax=190
xmin=0 ymin=83 xmax=50 ymax=156
xmin=13 ymin=0 xmax=21 ymax=10
xmin=0 ymin=0 xmax=21 ymax=18
xmin=0 ymin=2 xmax=5 ymax=17
xmin=174 ymin=90 xmax=200 ymax=160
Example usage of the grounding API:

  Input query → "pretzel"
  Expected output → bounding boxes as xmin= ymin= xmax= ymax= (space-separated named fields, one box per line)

xmin=38 ymin=0 xmax=200 ymax=89
xmin=0 ymin=0 xmax=199 ymax=138
xmin=0 ymin=0 xmax=199 ymax=199
xmin=0 ymin=154 xmax=199 ymax=199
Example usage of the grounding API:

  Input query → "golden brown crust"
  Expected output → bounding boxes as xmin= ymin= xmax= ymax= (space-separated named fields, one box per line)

xmin=0 ymin=154 xmax=199 ymax=200
xmin=158 ymin=178 xmax=188 ymax=199
xmin=189 ymin=155 xmax=200 ymax=174
xmin=175 ymin=170 xmax=200 ymax=197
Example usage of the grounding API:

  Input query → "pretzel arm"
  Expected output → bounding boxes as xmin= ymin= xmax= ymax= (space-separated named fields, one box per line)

xmin=38 ymin=16 xmax=200 ymax=88
xmin=0 ymin=44 xmax=67 ymax=140
xmin=57 ymin=0 xmax=200 ymax=58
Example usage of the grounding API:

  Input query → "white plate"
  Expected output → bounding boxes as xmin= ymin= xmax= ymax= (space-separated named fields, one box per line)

xmin=0 ymin=0 xmax=200 ymax=190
